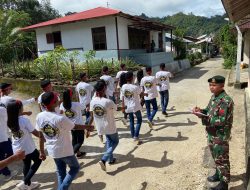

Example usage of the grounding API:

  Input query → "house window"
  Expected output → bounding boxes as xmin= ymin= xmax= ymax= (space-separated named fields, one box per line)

xmin=128 ymin=27 xmax=149 ymax=50
xmin=46 ymin=31 xmax=62 ymax=48
xmin=53 ymin=31 xmax=62 ymax=47
xmin=91 ymin=27 xmax=107 ymax=50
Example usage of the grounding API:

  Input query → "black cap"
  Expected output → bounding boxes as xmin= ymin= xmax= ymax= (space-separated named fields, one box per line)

xmin=40 ymin=80 xmax=51 ymax=88
xmin=0 ymin=83 xmax=11 ymax=90
xmin=208 ymin=75 xmax=225 ymax=84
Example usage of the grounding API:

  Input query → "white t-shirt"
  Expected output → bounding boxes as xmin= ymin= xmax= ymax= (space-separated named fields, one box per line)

xmin=140 ymin=76 xmax=158 ymax=100
xmin=36 ymin=111 xmax=75 ymax=158
xmin=38 ymin=92 xmax=60 ymax=113
xmin=116 ymin=71 xmax=128 ymax=80
xmin=0 ymin=103 xmax=9 ymax=142
xmin=90 ymin=97 xmax=117 ymax=135
xmin=155 ymin=71 xmax=172 ymax=91
xmin=75 ymin=82 xmax=94 ymax=109
xmin=59 ymin=102 xmax=84 ymax=125
xmin=11 ymin=116 xmax=36 ymax=155
xmin=1 ymin=96 xmax=35 ymax=106
xmin=121 ymin=84 xmax=142 ymax=113
xmin=100 ymin=75 xmax=115 ymax=97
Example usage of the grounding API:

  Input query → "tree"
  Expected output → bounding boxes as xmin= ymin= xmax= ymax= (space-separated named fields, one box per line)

xmin=0 ymin=0 xmax=60 ymax=62
xmin=0 ymin=10 xmax=31 ymax=63
xmin=65 ymin=11 xmax=76 ymax=16
xmin=218 ymin=25 xmax=237 ymax=68
xmin=173 ymin=28 xmax=187 ymax=60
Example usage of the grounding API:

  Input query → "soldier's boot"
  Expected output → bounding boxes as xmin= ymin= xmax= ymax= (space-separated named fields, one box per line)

xmin=210 ymin=181 xmax=228 ymax=190
xmin=207 ymin=171 xmax=220 ymax=182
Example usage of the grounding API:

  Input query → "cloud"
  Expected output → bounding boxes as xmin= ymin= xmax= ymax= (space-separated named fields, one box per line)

xmin=49 ymin=0 xmax=225 ymax=18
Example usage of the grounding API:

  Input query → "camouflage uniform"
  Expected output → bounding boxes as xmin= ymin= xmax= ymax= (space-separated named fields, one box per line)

xmin=201 ymin=90 xmax=234 ymax=183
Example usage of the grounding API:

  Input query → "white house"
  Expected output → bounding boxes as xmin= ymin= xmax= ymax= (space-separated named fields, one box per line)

xmin=22 ymin=7 xmax=175 ymax=67
xmin=165 ymin=33 xmax=193 ymax=52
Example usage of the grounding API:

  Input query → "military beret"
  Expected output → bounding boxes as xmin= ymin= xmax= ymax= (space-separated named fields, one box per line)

xmin=40 ymin=79 xmax=51 ymax=88
xmin=0 ymin=83 xmax=11 ymax=90
xmin=208 ymin=75 xmax=225 ymax=84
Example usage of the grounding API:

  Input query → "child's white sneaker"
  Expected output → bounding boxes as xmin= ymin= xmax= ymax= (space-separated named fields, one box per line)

xmin=16 ymin=181 xmax=31 ymax=190
xmin=98 ymin=160 xmax=106 ymax=171
xmin=30 ymin=182 xmax=40 ymax=189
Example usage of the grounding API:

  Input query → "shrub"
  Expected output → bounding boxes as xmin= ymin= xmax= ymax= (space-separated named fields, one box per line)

xmin=194 ymin=52 xmax=202 ymax=60
xmin=4 ymin=48 xmax=141 ymax=84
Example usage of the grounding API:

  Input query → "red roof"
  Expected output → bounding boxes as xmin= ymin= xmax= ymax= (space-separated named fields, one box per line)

xmin=22 ymin=7 xmax=121 ymax=31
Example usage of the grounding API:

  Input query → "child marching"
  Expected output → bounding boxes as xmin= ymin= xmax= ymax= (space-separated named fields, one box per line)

xmin=155 ymin=63 xmax=173 ymax=116
xmin=60 ymin=89 xmax=87 ymax=158
xmin=121 ymin=72 xmax=143 ymax=145
xmin=36 ymin=92 xmax=93 ymax=190
xmin=89 ymin=80 xmax=119 ymax=171
xmin=7 ymin=100 xmax=42 ymax=190
xmin=75 ymin=73 xmax=94 ymax=124
xmin=140 ymin=67 xmax=158 ymax=128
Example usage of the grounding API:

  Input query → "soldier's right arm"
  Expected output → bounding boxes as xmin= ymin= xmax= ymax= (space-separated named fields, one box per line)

xmin=201 ymin=98 xmax=213 ymax=115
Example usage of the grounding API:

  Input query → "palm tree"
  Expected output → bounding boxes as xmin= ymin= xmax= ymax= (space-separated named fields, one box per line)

xmin=0 ymin=10 xmax=30 ymax=63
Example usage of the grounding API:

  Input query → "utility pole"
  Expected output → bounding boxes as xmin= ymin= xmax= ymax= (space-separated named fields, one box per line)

xmin=107 ymin=2 xmax=110 ymax=8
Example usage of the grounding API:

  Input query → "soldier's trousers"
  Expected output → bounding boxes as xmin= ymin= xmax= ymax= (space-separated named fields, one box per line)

xmin=208 ymin=135 xmax=230 ymax=183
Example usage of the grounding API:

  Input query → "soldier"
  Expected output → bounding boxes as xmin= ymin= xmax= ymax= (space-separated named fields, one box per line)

xmin=193 ymin=75 xmax=234 ymax=190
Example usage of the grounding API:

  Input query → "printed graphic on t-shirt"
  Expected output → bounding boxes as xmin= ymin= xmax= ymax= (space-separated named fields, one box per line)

xmin=65 ymin=109 xmax=76 ymax=119
xmin=160 ymin=76 xmax=167 ymax=81
xmin=105 ymin=80 xmax=109 ymax=86
xmin=0 ymin=103 xmax=6 ymax=108
xmin=124 ymin=90 xmax=134 ymax=99
xmin=79 ymin=88 xmax=87 ymax=97
xmin=93 ymin=104 xmax=105 ymax=118
xmin=12 ymin=130 xmax=24 ymax=140
xmin=144 ymin=81 xmax=153 ymax=89
xmin=42 ymin=123 xmax=60 ymax=139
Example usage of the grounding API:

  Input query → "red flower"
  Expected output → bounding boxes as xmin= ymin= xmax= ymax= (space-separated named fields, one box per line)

xmin=219 ymin=109 xmax=225 ymax=115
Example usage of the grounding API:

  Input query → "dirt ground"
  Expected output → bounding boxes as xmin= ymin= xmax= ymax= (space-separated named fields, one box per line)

xmin=0 ymin=57 xmax=246 ymax=190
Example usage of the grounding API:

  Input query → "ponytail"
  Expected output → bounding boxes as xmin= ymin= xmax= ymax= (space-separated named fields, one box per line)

xmin=63 ymin=89 xmax=72 ymax=111
xmin=7 ymin=100 xmax=22 ymax=133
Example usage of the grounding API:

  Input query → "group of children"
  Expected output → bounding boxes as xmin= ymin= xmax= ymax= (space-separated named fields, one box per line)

xmin=0 ymin=62 xmax=172 ymax=190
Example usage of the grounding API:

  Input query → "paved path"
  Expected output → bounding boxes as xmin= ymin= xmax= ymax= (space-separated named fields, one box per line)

xmin=1 ymin=57 xmax=246 ymax=190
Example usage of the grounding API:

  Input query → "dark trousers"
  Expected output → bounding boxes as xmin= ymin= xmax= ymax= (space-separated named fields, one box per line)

xmin=85 ymin=111 xmax=90 ymax=124
xmin=71 ymin=130 xmax=84 ymax=154
xmin=0 ymin=138 xmax=13 ymax=176
xmin=128 ymin=111 xmax=142 ymax=138
xmin=22 ymin=149 xmax=42 ymax=185
xmin=145 ymin=98 xmax=158 ymax=122
xmin=159 ymin=90 xmax=169 ymax=113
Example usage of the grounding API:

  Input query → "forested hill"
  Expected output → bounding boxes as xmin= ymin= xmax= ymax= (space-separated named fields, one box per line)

xmin=139 ymin=12 xmax=227 ymax=37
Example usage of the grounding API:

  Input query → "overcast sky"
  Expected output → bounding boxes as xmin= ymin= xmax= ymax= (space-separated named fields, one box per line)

xmin=49 ymin=0 xmax=225 ymax=18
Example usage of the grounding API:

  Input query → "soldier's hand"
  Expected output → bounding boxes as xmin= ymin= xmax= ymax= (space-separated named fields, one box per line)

xmin=193 ymin=107 xmax=201 ymax=113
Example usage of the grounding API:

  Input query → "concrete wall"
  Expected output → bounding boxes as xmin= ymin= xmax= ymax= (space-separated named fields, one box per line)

xmin=243 ymin=31 xmax=250 ymax=65
xmin=244 ymin=90 xmax=250 ymax=189
xmin=151 ymin=59 xmax=191 ymax=74
xmin=36 ymin=16 xmax=118 ymax=55
xmin=131 ymin=52 xmax=174 ymax=67
xmin=0 ymin=78 xmax=77 ymax=97
xmin=117 ymin=17 xmax=131 ymax=49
